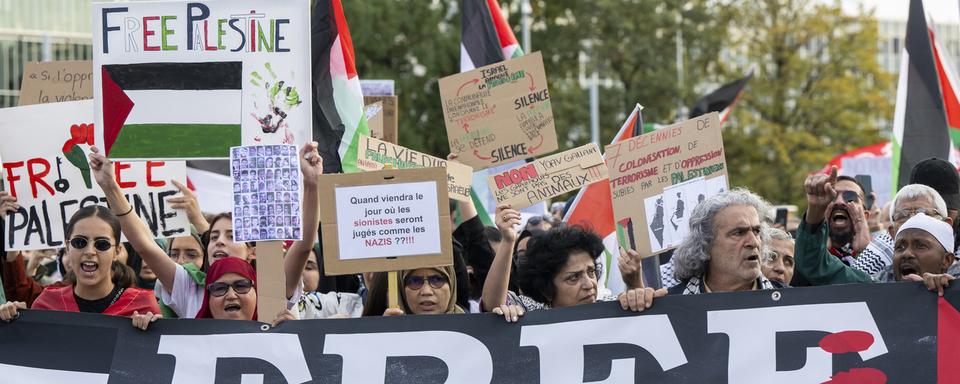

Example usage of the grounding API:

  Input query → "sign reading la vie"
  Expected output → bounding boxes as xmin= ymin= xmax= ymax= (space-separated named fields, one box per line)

xmin=93 ymin=0 xmax=312 ymax=161
xmin=0 ymin=283 xmax=953 ymax=383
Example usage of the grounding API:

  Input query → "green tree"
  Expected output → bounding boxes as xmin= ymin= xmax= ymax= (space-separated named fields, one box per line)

xmin=720 ymin=1 xmax=891 ymax=206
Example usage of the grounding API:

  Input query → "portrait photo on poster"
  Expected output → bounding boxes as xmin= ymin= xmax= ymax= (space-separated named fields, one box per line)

xmin=229 ymin=145 xmax=303 ymax=242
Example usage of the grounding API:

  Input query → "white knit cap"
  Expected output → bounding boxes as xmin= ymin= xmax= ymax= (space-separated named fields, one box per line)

xmin=896 ymin=213 xmax=954 ymax=253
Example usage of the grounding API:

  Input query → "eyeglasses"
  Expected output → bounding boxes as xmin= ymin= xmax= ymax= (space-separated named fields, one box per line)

xmin=892 ymin=207 xmax=944 ymax=223
xmin=840 ymin=190 xmax=861 ymax=203
xmin=404 ymin=275 xmax=447 ymax=290
xmin=69 ymin=237 xmax=114 ymax=252
xmin=206 ymin=279 xmax=254 ymax=297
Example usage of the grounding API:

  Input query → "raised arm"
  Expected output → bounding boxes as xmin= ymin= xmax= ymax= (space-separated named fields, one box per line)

xmin=88 ymin=147 xmax=179 ymax=292
xmin=283 ymin=142 xmax=322 ymax=299
xmin=480 ymin=204 xmax=520 ymax=312
xmin=167 ymin=180 xmax=210 ymax=234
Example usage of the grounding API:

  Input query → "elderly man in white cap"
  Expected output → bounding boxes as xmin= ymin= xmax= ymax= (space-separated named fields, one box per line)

xmin=894 ymin=213 xmax=956 ymax=295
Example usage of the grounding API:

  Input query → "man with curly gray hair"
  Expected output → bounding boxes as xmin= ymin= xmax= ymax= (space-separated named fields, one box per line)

xmin=667 ymin=188 xmax=787 ymax=295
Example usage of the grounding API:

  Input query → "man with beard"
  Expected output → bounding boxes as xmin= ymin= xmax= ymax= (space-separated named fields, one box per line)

xmin=852 ymin=158 xmax=960 ymax=275
xmin=797 ymin=168 xmax=955 ymax=284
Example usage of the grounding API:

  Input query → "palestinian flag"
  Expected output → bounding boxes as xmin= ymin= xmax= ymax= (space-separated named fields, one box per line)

xmin=892 ymin=0 xmax=952 ymax=188
xmin=564 ymin=104 xmax=645 ymax=293
xmin=100 ymin=62 xmax=242 ymax=159
xmin=461 ymin=0 xmax=529 ymax=226
xmin=688 ymin=71 xmax=752 ymax=123
xmin=930 ymin=23 xmax=960 ymax=146
xmin=312 ymin=0 xmax=368 ymax=174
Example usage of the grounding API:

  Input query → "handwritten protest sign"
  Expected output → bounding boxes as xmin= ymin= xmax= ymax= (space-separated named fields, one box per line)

xmin=318 ymin=167 xmax=452 ymax=275
xmin=356 ymin=135 xmax=474 ymax=202
xmin=487 ymin=143 xmax=607 ymax=209
xmin=18 ymin=61 xmax=93 ymax=106
xmin=605 ymin=112 xmax=728 ymax=257
xmin=229 ymin=145 xmax=303 ymax=241
xmin=439 ymin=51 xmax=558 ymax=170
xmin=363 ymin=96 xmax=398 ymax=144
xmin=92 ymin=0 xmax=312 ymax=160
xmin=360 ymin=79 xmax=394 ymax=96
xmin=0 ymin=101 xmax=189 ymax=251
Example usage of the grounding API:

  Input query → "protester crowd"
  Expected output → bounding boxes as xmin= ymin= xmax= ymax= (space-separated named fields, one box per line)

xmin=0 ymin=144 xmax=956 ymax=330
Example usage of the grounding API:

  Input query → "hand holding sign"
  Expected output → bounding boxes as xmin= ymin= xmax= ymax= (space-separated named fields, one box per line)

xmin=0 ymin=192 xmax=19 ymax=216
xmin=495 ymin=204 xmax=521 ymax=243
xmin=298 ymin=141 xmax=323 ymax=187
xmin=87 ymin=146 xmax=116 ymax=191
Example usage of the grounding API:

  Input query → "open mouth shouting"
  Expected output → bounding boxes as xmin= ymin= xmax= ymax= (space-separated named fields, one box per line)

xmin=79 ymin=260 xmax=100 ymax=279
xmin=830 ymin=206 xmax=851 ymax=229
xmin=223 ymin=302 xmax=243 ymax=313
xmin=211 ymin=249 xmax=230 ymax=260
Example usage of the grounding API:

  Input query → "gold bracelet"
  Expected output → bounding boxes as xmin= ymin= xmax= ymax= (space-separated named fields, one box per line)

xmin=115 ymin=204 xmax=134 ymax=217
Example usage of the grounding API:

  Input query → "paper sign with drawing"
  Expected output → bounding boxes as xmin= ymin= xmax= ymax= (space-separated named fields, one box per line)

xmin=92 ymin=0 xmax=312 ymax=160
xmin=606 ymin=113 xmax=728 ymax=257
xmin=0 ymin=101 xmax=189 ymax=251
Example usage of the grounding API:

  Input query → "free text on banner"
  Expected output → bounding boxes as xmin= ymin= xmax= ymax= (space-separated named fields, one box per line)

xmin=0 ymin=283 xmax=956 ymax=383
xmin=0 ymin=101 xmax=189 ymax=251
xmin=92 ymin=0 xmax=312 ymax=160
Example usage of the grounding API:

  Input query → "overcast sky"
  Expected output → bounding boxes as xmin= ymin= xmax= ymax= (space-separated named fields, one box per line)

xmin=841 ymin=0 xmax=960 ymax=22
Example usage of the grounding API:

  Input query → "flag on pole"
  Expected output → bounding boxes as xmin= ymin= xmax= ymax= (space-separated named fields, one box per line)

xmin=688 ymin=71 xmax=752 ymax=124
xmin=460 ymin=0 xmax=536 ymax=226
xmin=564 ymin=104 xmax=645 ymax=294
xmin=312 ymin=0 xmax=369 ymax=174
xmin=892 ymin=0 xmax=952 ymax=188
xmin=929 ymin=22 xmax=960 ymax=146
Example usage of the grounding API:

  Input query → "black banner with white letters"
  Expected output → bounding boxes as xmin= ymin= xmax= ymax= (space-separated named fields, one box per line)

xmin=1 ymin=282 xmax=958 ymax=383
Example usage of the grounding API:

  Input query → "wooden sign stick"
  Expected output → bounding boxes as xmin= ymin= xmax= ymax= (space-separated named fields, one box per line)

xmin=255 ymin=241 xmax=287 ymax=323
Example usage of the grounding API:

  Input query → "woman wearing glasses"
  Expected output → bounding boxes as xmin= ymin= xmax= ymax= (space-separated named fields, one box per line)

xmin=86 ymin=142 xmax=322 ymax=329
xmin=0 ymin=205 xmax=160 ymax=321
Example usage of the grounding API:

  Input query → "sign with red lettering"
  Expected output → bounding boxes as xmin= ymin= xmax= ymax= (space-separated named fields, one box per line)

xmin=487 ymin=143 xmax=607 ymax=209
xmin=605 ymin=113 xmax=728 ymax=257
xmin=0 ymin=101 xmax=190 ymax=251
xmin=92 ymin=0 xmax=312 ymax=160
xmin=439 ymin=52 xmax=558 ymax=170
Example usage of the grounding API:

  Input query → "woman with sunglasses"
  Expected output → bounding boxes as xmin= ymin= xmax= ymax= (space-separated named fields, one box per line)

xmin=0 ymin=205 xmax=160 ymax=321
xmin=377 ymin=265 xmax=525 ymax=322
xmin=85 ymin=143 xmax=323 ymax=328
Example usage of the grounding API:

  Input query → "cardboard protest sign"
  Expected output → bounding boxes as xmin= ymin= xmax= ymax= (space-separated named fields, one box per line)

xmin=0 ymin=101 xmax=189 ymax=251
xmin=318 ymin=167 xmax=452 ymax=275
xmin=364 ymin=96 xmax=398 ymax=144
xmin=92 ymin=0 xmax=312 ymax=160
xmin=229 ymin=145 xmax=303 ymax=241
xmin=605 ymin=112 xmax=728 ymax=257
xmin=364 ymin=102 xmax=385 ymax=141
xmin=356 ymin=135 xmax=474 ymax=202
xmin=439 ymin=51 xmax=558 ymax=170
xmin=18 ymin=61 xmax=93 ymax=106
xmin=487 ymin=143 xmax=607 ymax=209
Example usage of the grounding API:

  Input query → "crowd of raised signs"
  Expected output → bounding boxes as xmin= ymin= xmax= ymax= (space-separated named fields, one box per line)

xmin=0 ymin=142 xmax=956 ymax=330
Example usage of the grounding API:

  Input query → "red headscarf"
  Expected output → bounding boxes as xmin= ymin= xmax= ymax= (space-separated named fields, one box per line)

xmin=195 ymin=257 xmax=258 ymax=320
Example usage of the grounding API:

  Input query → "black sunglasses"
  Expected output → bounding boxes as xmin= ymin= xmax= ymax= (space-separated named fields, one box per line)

xmin=840 ymin=190 xmax=861 ymax=203
xmin=206 ymin=279 xmax=254 ymax=297
xmin=69 ymin=237 xmax=114 ymax=252
xmin=404 ymin=275 xmax=447 ymax=290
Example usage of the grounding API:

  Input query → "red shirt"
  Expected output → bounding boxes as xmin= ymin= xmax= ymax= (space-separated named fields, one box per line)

xmin=31 ymin=285 xmax=160 ymax=317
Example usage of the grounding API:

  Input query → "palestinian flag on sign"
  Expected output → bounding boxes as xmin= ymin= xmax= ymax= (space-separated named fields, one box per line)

xmin=892 ymin=0 xmax=953 ymax=188
xmin=100 ymin=62 xmax=242 ymax=158
xmin=688 ymin=71 xmax=752 ymax=124
xmin=312 ymin=0 xmax=368 ymax=174
xmin=564 ymin=104 xmax=645 ymax=293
